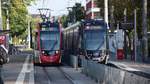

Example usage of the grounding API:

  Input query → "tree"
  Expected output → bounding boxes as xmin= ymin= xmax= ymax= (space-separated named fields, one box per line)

xmin=60 ymin=15 xmax=68 ymax=28
xmin=73 ymin=3 xmax=85 ymax=21
xmin=2 ymin=0 xmax=34 ymax=44
xmin=67 ymin=3 xmax=85 ymax=24
xmin=97 ymin=0 xmax=150 ymax=37
xmin=97 ymin=0 xmax=150 ymax=60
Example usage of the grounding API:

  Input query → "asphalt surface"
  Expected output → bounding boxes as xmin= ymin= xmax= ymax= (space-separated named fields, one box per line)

xmin=2 ymin=50 xmax=97 ymax=84
xmin=34 ymin=66 xmax=72 ymax=84
xmin=3 ymin=51 xmax=33 ymax=84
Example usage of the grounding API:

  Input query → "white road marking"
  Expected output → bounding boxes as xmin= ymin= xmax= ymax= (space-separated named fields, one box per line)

xmin=15 ymin=56 xmax=30 ymax=84
xmin=29 ymin=63 xmax=34 ymax=84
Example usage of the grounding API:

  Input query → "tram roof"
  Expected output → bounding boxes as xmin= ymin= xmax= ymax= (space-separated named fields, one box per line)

xmin=82 ymin=19 xmax=107 ymax=26
xmin=63 ymin=22 xmax=81 ymax=32
xmin=63 ymin=19 xmax=107 ymax=32
xmin=40 ymin=21 xmax=59 ymax=28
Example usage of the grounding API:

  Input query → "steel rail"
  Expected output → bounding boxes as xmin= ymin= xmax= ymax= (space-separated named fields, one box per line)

xmin=42 ymin=67 xmax=52 ymax=84
xmin=57 ymin=67 xmax=77 ymax=84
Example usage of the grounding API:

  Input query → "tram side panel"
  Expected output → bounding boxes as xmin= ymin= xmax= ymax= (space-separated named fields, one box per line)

xmin=62 ymin=23 xmax=81 ymax=65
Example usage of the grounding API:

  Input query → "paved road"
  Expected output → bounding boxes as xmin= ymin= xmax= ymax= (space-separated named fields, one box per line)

xmin=35 ymin=66 xmax=73 ymax=84
xmin=3 ymin=50 xmax=97 ymax=84
xmin=3 ymin=51 xmax=33 ymax=84
xmin=34 ymin=65 xmax=98 ymax=84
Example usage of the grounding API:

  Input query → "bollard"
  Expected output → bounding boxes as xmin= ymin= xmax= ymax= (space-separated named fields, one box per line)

xmin=74 ymin=55 xmax=78 ymax=70
xmin=70 ymin=55 xmax=78 ymax=70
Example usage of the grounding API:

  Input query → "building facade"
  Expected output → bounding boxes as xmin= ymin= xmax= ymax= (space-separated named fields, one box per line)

xmin=86 ymin=0 xmax=100 ymax=19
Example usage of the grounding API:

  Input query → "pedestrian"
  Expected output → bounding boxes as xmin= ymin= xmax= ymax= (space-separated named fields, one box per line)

xmin=0 ymin=65 xmax=3 ymax=84
xmin=0 ymin=44 xmax=9 ymax=84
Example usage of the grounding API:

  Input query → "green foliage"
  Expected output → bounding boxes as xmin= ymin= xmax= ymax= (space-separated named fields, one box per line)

xmin=73 ymin=3 xmax=85 ymax=21
xmin=2 ymin=0 xmax=34 ymax=38
xmin=9 ymin=0 xmax=27 ymax=37
xmin=97 ymin=0 xmax=142 ymax=21
xmin=67 ymin=3 xmax=85 ymax=24
xmin=30 ymin=15 xmax=41 ymax=36
xmin=97 ymin=0 xmax=150 ymax=38
xmin=60 ymin=15 xmax=68 ymax=28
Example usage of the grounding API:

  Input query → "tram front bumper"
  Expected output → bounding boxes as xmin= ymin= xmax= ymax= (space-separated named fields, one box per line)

xmin=40 ymin=55 xmax=60 ymax=64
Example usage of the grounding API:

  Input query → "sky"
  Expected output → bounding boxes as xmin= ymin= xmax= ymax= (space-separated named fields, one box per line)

xmin=28 ymin=0 xmax=86 ymax=16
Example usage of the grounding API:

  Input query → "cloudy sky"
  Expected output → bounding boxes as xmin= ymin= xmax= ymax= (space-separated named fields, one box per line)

xmin=28 ymin=0 xmax=86 ymax=16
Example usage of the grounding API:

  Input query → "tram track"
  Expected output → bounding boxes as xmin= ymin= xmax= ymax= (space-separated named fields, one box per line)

xmin=57 ymin=67 xmax=77 ymax=84
xmin=42 ymin=67 xmax=52 ymax=84
xmin=41 ymin=66 xmax=77 ymax=84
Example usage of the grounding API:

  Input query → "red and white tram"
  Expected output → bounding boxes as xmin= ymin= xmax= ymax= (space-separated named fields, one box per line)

xmin=34 ymin=21 xmax=62 ymax=65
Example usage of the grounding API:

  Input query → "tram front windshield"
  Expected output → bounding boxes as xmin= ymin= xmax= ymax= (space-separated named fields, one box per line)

xmin=40 ymin=31 xmax=60 ymax=51
xmin=84 ymin=26 xmax=105 ymax=51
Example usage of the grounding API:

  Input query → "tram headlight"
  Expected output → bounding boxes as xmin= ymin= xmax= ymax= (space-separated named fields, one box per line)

xmin=93 ymin=51 xmax=100 ymax=57
xmin=55 ymin=50 xmax=59 ymax=54
xmin=42 ymin=51 xmax=45 ymax=54
xmin=94 ymin=52 xmax=99 ymax=56
xmin=86 ymin=26 xmax=90 ymax=29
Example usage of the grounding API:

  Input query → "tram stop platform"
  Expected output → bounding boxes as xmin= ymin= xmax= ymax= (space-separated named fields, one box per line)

xmin=108 ymin=61 xmax=150 ymax=79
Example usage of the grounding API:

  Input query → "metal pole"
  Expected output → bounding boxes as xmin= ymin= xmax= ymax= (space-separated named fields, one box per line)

xmin=134 ymin=9 xmax=137 ymax=62
xmin=30 ymin=22 xmax=32 ymax=48
xmin=91 ymin=0 xmax=94 ymax=19
xmin=104 ymin=0 xmax=109 ymax=63
xmin=28 ymin=19 xmax=31 ymax=48
xmin=124 ymin=8 xmax=127 ymax=23
xmin=6 ymin=9 xmax=10 ymax=47
xmin=6 ymin=9 xmax=9 ymax=30
xmin=0 ymin=0 xmax=3 ymax=30
xmin=6 ymin=0 xmax=10 ymax=30
xmin=123 ymin=8 xmax=127 ymax=59
xmin=142 ymin=0 xmax=148 ymax=62
xmin=104 ymin=0 xmax=109 ymax=26
xmin=110 ymin=5 xmax=114 ymax=29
